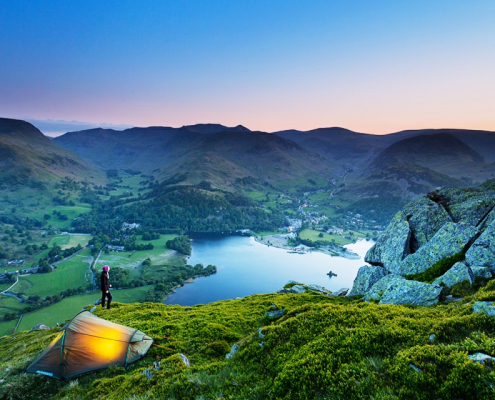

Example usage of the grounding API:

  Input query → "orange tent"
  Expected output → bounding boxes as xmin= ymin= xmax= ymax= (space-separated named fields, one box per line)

xmin=26 ymin=310 xmax=153 ymax=380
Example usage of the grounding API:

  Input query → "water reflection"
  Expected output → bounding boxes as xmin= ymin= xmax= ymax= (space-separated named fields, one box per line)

xmin=165 ymin=236 xmax=373 ymax=306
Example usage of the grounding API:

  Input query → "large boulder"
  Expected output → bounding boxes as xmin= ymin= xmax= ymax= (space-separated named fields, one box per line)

xmin=365 ymin=212 xmax=411 ymax=274
xmin=379 ymin=280 xmax=443 ymax=306
xmin=400 ymin=222 xmax=479 ymax=276
xmin=473 ymin=301 xmax=495 ymax=316
xmin=348 ymin=265 xmax=389 ymax=296
xmin=363 ymin=274 xmax=406 ymax=302
xmin=470 ymin=266 xmax=493 ymax=279
xmin=403 ymin=196 xmax=452 ymax=252
xmin=432 ymin=262 xmax=474 ymax=288
xmin=438 ymin=187 xmax=495 ymax=226
xmin=465 ymin=220 xmax=495 ymax=268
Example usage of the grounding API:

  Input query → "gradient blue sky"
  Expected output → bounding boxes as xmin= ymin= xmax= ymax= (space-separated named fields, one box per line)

xmin=1 ymin=1 xmax=495 ymax=135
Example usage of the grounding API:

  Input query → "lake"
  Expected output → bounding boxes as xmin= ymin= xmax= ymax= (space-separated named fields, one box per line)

xmin=164 ymin=235 xmax=374 ymax=306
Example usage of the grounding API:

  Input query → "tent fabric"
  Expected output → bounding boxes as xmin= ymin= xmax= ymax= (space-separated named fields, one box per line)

xmin=26 ymin=310 xmax=153 ymax=380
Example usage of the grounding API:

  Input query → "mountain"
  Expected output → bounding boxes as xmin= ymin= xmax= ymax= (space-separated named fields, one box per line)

xmin=343 ymin=133 xmax=490 ymax=198
xmin=386 ymin=128 xmax=495 ymax=163
xmin=54 ymin=125 xmax=344 ymax=189
xmin=0 ymin=118 xmax=105 ymax=190
xmin=274 ymin=127 xmax=390 ymax=167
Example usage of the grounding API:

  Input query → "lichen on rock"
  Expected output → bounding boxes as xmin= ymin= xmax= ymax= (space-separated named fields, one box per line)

xmin=400 ymin=222 xmax=478 ymax=276
xmin=379 ymin=280 xmax=443 ymax=306
xmin=348 ymin=265 xmax=389 ymax=296
xmin=432 ymin=261 xmax=474 ymax=288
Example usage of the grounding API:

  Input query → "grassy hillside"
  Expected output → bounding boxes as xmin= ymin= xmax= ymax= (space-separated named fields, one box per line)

xmin=2 ymin=286 xmax=495 ymax=399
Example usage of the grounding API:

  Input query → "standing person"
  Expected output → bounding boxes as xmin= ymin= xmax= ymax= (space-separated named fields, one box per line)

xmin=100 ymin=265 xmax=112 ymax=309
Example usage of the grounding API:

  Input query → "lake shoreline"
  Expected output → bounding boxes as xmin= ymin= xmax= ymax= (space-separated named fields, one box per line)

xmin=253 ymin=233 xmax=361 ymax=260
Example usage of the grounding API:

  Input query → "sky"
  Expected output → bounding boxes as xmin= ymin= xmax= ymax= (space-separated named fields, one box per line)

xmin=1 ymin=1 xmax=495 ymax=136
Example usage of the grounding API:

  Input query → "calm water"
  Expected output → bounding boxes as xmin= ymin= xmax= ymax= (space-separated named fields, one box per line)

xmin=165 ymin=236 xmax=373 ymax=306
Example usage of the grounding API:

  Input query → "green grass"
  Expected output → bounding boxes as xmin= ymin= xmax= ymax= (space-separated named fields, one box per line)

xmin=47 ymin=234 xmax=91 ymax=249
xmin=3 ymin=293 xmax=495 ymax=399
xmin=12 ymin=249 xmax=93 ymax=298
xmin=299 ymin=228 xmax=353 ymax=245
xmin=0 ymin=295 xmax=26 ymax=318
xmin=15 ymin=286 xmax=152 ymax=332
xmin=0 ymin=318 xmax=17 ymax=336
xmin=0 ymin=296 xmax=27 ymax=336
xmin=25 ymin=205 xmax=92 ymax=229
xmin=96 ymin=234 xmax=179 ymax=278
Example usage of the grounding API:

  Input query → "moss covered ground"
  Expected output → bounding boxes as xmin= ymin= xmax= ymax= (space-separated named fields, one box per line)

xmin=2 ymin=287 xmax=495 ymax=399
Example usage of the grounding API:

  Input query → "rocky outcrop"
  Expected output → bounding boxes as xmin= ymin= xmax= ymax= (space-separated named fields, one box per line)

xmin=348 ymin=266 xmax=389 ymax=296
xmin=307 ymin=284 xmax=331 ymax=295
xmin=470 ymin=266 xmax=493 ymax=279
xmin=400 ymin=222 xmax=478 ymax=276
xmin=472 ymin=301 xmax=495 ymax=316
xmin=441 ymin=187 xmax=495 ymax=226
xmin=379 ymin=280 xmax=442 ymax=306
xmin=465 ymin=220 xmax=495 ymax=268
xmin=432 ymin=262 xmax=474 ymax=288
xmin=403 ymin=196 xmax=452 ymax=251
xmin=354 ymin=182 xmax=495 ymax=306
xmin=363 ymin=274 xmax=406 ymax=302
xmin=468 ymin=353 xmax=495 ymax=364
xmin=365 ymin=212 xmax=411 ymax=273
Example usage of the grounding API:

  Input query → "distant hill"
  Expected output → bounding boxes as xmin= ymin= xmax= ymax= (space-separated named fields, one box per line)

xmin=54 ymin=125 xmax=343 ymax=189
xmin=0 ymin=118 xmax=105 ymax=190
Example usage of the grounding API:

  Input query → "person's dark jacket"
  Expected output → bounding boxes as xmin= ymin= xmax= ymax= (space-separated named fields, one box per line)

xmin=100 ymin=272 xmax=110 ymax=292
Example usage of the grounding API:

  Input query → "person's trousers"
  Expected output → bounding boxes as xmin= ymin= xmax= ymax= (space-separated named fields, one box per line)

xmin=101 ymin=291 xmax=112 ymax=309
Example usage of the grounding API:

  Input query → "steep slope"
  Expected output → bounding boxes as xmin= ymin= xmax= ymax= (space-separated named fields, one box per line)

xmin=0 ymin=118 xmax=105 ymax=189
xmin=274 ymin=127 xmax=390 ymax=166
xmin=387 ymin=128 xmax=495 ymax=163
xmin=2 ymin=291 xmax=495 ymax=399
xmin=55 ymin=126 xmax=344 ymax=189
xmin=344 ymin=133 xmax=492 ymax=201
xmin=161 ymin=130 xmax=343 ymax=189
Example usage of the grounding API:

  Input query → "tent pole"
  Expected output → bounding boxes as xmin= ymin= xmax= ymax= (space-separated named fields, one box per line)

xmin=59 ymin=331 xmax=66 ymax=379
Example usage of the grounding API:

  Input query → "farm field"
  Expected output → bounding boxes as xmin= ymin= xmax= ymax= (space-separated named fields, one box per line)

xmin=298 ymin=228 xmax=353 ymax=245
xmin=95 ymin=234 xmax=179 ymax=277
xmin=25 ymin=204 xmax=92 ymax=229
xmin=48 ymin=234 xmax=91 ymax=249
xmin=11 ymin=248 xmax=93 ymax=298
xmin=15 ymin=285 xmax=152 ymax=332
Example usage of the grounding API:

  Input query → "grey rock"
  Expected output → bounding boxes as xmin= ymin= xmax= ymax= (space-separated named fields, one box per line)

xmin=432 ymin=262 xmax=474 ymax=288
xmin=348 ymin=265 xmax=389 ymax=296
xmin=401 ymin=222 xmax=478 ymax=276
xmin=409 ymin=363 xmax=421 ymax=373
xmin=466 ymin=219 xmax=495 ymax=268
xmin=307 ymin=284 xmax=331 ymax=295
xmin=258 ymin=328 xmax=264 ymax=339
xmin=30 ymin=324 xmax=50 ymax=331
xmin=478 ymin=207 xmax=495 ymax=231
xmin=329 ymin=288 xmax=349 ymax=297
xmin=365 ymin=212 xmax=411 ymax=273
xmin=404 ymin=196 xmax=453 ymax=251
xmin=468 ymin=352 xmax=495 ymax=364
xmin=179 ymin=353 xmax=190 ymax=367
xmin=428 ymin=334 xmax=437 ymax=343
xmin=142 ymin=368 xmax=153 ymax=379
xmin=442 ymin=187 xmax=495 ymax=226
xmin=379 ymin=280 xmax=443 ymax=306
xmin=266 ymin=309 xmax=284 ymax=318
xmin=226 ymin=344 xmax=239 ymax=359
xmin=472 ymin=301 xmax=495 ymax=316
xmin=470 ymin=266 xmax=493 ymax=279
xmin=289 ymin=284 xmax=307 ymax=294
xmin=363 ymin=275 xmax=405 ymax=302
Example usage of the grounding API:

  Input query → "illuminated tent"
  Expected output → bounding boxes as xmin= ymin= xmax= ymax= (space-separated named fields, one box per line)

xmin=26 ymin=310 xmax=153 ymax=380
